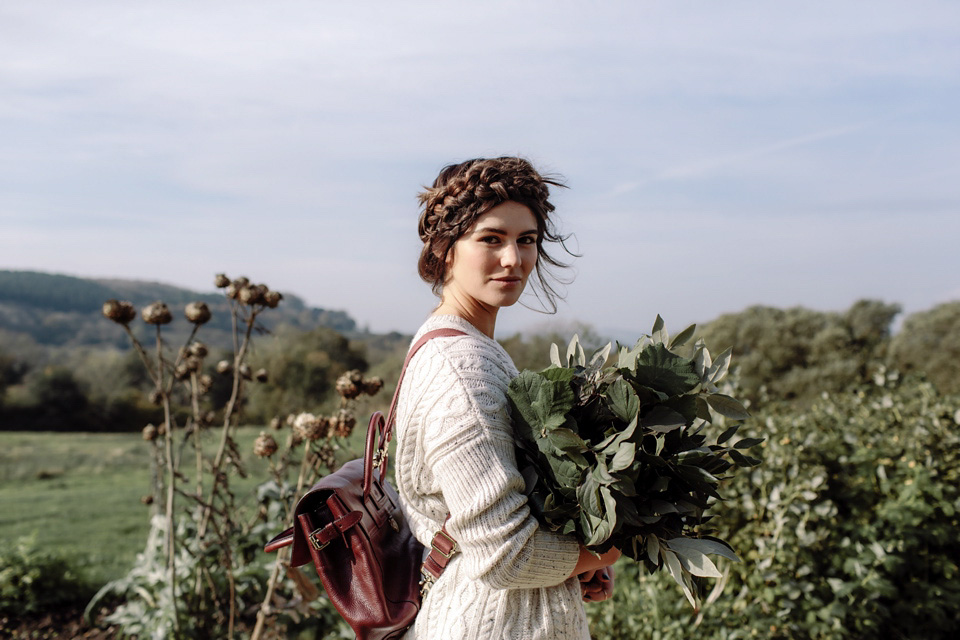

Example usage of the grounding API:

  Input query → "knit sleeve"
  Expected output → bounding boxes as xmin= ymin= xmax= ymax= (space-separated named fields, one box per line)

xmin=420 ymin=342 xmax=580 ymax=590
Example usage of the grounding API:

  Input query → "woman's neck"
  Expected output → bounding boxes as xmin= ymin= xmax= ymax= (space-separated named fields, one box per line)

xmin=432 ymin=299 xmax=497 ymax=338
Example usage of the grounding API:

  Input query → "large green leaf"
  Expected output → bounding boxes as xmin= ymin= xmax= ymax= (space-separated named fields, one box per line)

xmin=631 ymin=343 xmax=701 ymax=397
xmin=508 ymin=370 xmax=575 ymax=439
xmin=548 ymin=427 xmax=588 ymax=452
xmin=605 ymin=378 xmax=640 ymax=423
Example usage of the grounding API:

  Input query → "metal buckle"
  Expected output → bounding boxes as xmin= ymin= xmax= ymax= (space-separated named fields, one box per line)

xmin=419 ymin=570 xmax=436 ymax=598
xmin=431 ymin=529 xmax=459 ymax=559
xmin=309 ymin=530 xmax=330 ymax=551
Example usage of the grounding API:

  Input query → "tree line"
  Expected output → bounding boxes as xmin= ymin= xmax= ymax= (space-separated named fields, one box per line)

xmin=3 ymin=296 xmax=957 ymax=433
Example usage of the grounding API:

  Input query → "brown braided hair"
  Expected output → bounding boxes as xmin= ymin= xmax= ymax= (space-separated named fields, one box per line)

xmin=417 ymin=156 xmax=576 ymax=313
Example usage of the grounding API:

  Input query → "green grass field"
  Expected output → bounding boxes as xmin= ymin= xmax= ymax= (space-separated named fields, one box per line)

xmin=0 ymin=428 xmax=276 ymax=585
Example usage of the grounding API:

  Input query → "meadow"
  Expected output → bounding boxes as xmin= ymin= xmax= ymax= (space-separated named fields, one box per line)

xmin=0 ymin=428 xmax=273 ymax=585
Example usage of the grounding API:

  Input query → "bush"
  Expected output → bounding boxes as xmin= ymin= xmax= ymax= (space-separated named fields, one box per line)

xmin=587 ymin=373 xmax=960 ymax=639
xmin=0 ymin=535 xmax=97 ymax=617
xmin=889 ymin=301 xmax=960 ymax=395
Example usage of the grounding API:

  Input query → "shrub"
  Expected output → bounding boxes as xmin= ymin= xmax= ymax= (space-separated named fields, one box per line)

xmin=587 ymin=373 xmax=960 ymax=639
xmin=0 ymin=535 xmax=97 ymax=617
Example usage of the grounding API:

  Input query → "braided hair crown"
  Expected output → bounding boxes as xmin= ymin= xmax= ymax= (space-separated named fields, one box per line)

xmin=417 ymin=156 xmax=575 ymax=312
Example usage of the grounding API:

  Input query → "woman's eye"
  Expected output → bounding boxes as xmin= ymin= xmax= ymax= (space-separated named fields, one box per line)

xmin=480 ymin=236 xmax=500 ymax=244
xmin=519 ymin=236 xmax=538 ymax=245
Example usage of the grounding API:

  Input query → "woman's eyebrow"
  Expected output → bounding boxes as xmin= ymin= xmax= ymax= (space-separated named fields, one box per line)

xmin=474 ymin=227 xmax=539 ymax=236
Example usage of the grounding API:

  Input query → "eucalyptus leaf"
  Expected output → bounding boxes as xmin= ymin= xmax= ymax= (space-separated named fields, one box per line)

xmin=646 ymin=534 xmax=660 ymax=566
xmin=706 ymin=346 xmax=733 ymax=384
xmin=666 ymin=537 xmax=741 ymax=563
xmin=717 ymin=424 xmax=740 ymax=445
xmin=693 ymin=344 xmax=712 ymax=378
xmin=550 ymin=342 xmax=562 ymax=367
xmin=728 ymin=449 xmax=762 ymax=467
xmin=641 ymin=405 xmax=687 ymax=433
xmin=706 ymin=393 xmax=751 ymax=420
xmin=651 ymin=314 xmax=665 ymax=336
xmin=733 ymin=437 xmax=764 ymax=449
xmin=610 ymin=441 xmax=636 ymax=472
xmin=669 ymin=323 xmax=697 ymax=350
xmin=670 ymin=544 xmax=723 ymax=578
xmin=589 ymin=342 xmax=613 ymax=369
xmin=566 ymin=334 xmax=585 ymax=367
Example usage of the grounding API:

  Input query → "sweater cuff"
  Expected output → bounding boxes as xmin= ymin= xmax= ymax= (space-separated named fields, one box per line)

xmin=512 ymin=528 xmax=580 ymax=588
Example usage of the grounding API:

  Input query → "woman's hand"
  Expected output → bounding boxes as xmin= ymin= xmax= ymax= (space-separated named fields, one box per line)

xmin=579 ymin=566 xmax=615 ymax=603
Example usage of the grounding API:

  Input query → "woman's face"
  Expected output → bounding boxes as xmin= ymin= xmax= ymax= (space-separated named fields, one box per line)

xmin=442 ymin=201 xmax=539 ymax=313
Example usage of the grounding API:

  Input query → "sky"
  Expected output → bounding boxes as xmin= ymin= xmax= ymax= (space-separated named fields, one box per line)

xmin=1 ymin=1 xmax=958 ymax=340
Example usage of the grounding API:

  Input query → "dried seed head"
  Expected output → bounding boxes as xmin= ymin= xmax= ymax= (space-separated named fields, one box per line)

xmin=142 ymin=301 xmax=173 ymax=325
xmin=264 ymin=290 xmax=283 ymax=308
xmin=198 ymin=374 xmax=213 ymax=395
xmin=316 ymin=441 xmax=337 ymax=469
xmin=157 ymin=422 xmax=167 ymax=436
xmin=184 ymin=301 xmax=212 ymax=325
xmin=293 ymin=412 xmax=327 ymax=441
xmin=174 ymin=363 xmax=191 ymax=381
xmin=214 ymin=273 xmax=230 ymax=288
xmin=102 ymin=299 xmax=137 ymax=324
xmin=202 ymin=410 xmax=217 ymax=426
xmin=238 ymin=286 xmax=256 ymax=305
xmin=229 ymin=278 xmax=250 ymax=300
xmin=239 ymin=363 xmax=252 ymax=380
xmin=255 ymin=368 xmax=269 ymax=383
xmin=148 ymin=389 xmax=163 ymax=405
xmin=269 ymin=416 xmax=282 ymax=430
xmin=253 ymin=284 xmax=270 ymax=305
xmin=363 ymin=376 xmax=384 ymax=396
xmin=216 ymin=360 xmax=232 ymax=375
xmin=142 ymin=424 xmax=158 ymax=441
xmin=141 ymin=495 xmax=154 ymax=505
xmin=187 ymin=342 xmax=208 ymax=359
xmin=253 ymin=431 xmax=279 ymax=458
xmin=334 ymin=408 xmax=356 ymax=438
xmin=335 ymin=370 xmax=364 ymax=399
xmin=290 ymin=431 xmax=303 ymax=448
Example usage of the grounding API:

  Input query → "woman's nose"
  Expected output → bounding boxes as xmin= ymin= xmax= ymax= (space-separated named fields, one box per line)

xmin=501 ymin=242 xmax=521 ymax=267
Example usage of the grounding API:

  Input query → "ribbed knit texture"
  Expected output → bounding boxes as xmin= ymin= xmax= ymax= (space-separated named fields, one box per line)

xmin=395 ymin=315 xmax=589 ymax=640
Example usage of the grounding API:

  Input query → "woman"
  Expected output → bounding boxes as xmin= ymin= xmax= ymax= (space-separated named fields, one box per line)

xmin=394 ymin=157 xmax=619 ymax=640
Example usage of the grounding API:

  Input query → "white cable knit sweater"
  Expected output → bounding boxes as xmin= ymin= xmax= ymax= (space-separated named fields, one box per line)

xmin=395 ymin=315 xmax=590 ymax=640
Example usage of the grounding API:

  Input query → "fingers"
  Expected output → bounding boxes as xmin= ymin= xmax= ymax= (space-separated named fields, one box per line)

xmin=581 ymin=568 xmax=614 ymax=602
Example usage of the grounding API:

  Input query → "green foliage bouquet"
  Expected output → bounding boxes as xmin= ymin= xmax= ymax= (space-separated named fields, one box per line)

xmin=508 ymin=317 xmax=762 ymax=607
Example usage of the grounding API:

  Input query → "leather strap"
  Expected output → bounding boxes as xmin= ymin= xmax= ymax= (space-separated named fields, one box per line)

xmin=384 ymin=328 xmax=468 ymax=441
xmin=390 ymin=330 xmax=466 ymax=591
xmin=302 ymin=510 xmax=363 ymax=551
xmin=422 ymin=516 xmax=458 ymax=581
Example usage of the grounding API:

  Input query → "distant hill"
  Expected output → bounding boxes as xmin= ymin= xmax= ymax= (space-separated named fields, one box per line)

xmin=0 ymin=270 xmax=359 ymax=350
